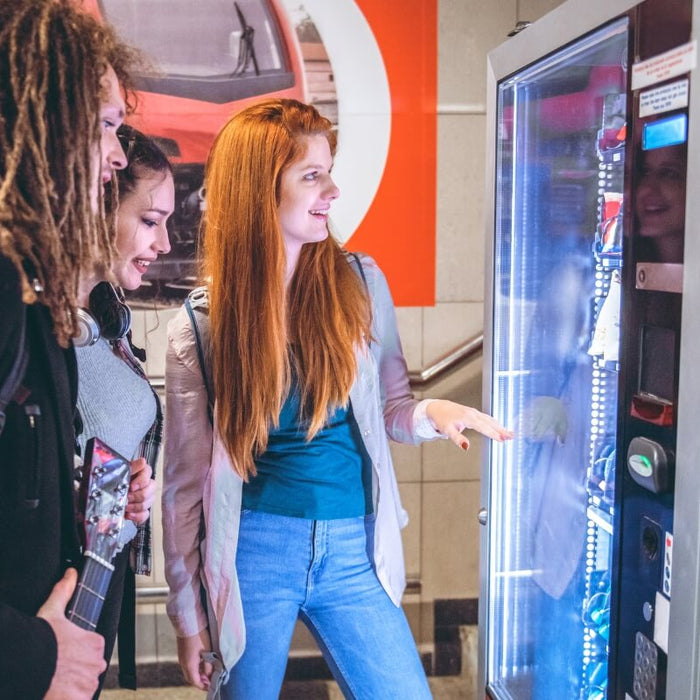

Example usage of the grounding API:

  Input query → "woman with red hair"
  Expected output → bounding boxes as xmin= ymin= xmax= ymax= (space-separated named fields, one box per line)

xmin=163 ymin=98 xmax=512 ymax=699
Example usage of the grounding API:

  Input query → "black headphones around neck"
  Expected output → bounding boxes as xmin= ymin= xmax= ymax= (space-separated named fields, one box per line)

xmin=74 ymin=282 xmax=132 ymax=347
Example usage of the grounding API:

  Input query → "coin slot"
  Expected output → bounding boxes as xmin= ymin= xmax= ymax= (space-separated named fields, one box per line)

xmin=642 ymin=525 xmax=659 ymax=560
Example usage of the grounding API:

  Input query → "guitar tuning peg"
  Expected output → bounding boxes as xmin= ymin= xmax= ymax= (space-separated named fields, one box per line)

xmin=116 ymin=483 xmax=128 ymax=495
xmin=110 ymin=505 xmax=122 ymax=515
xmin=90 ymin=488 xmax=102 ymax=500
xmin=88 ymin=514 xmax=100 ymax=525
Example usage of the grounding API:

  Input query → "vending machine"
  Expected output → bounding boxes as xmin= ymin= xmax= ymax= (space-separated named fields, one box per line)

xmin=479 ymin=0 xmax=700 ymax=697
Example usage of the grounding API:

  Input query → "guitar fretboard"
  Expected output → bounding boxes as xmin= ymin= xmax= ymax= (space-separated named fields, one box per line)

xmin=66 ymin=553 xmax=115 ymax=630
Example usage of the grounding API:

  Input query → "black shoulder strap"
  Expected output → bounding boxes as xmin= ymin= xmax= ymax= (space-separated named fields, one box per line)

xmin=347 ymin=251 xmax=374 ymax=348
xmin=0 ymin=304 xmax=29 ymax=436
xmin=184 ymin=294 xmax=214 ymax=427
xmin=347 ymin=251 xmax=369 ymax=292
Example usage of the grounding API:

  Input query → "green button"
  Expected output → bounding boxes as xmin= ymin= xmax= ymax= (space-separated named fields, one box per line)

xmin=629 ymin=454 xmax=653 ymax=477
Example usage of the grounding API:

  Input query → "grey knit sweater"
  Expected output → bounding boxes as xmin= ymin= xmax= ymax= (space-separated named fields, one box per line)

xmin=75 ymin=336 xmax=157 ymax=544
xmin=75 ymin=337 xmax=156 ymax=461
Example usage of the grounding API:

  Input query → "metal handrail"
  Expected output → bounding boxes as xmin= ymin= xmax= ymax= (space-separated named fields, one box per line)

xmin=407 ymin=332 xmax=484 ymax=387
xmin=137 ymin=586 xmax=169 ymax=602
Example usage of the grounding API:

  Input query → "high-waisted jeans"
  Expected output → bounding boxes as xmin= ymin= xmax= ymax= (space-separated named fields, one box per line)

xmin=221 ymin=510 xmax=432 ymax=699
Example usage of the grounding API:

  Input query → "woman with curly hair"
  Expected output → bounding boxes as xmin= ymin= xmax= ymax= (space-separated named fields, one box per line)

xmin=76 ymin=124 xmax=173 ymax=696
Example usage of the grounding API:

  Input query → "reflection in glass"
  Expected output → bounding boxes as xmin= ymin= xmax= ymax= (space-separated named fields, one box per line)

xmin=487 ymin=18 xmax=628 ymax=699
xmin=635 ymin=142 xmax=687 ymax=263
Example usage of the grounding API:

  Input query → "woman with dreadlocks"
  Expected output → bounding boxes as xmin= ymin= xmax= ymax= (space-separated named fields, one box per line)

xmin=0 ymin=2 xmax=136 ymax=698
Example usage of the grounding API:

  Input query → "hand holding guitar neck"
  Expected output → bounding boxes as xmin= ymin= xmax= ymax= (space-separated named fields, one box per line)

xmin=37 ymin=568 xmax=106 ymax=699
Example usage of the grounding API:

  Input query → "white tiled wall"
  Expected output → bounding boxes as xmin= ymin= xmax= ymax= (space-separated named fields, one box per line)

xmin=127 ymin=0 xmax=567 ymax=669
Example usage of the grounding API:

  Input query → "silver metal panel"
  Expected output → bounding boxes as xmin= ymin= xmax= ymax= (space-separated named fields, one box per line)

xmin=666 ymin=1 xmax=700 ymax=697
xmin=487 ymin=0 xmax=640 ymax=85
xmin=479 ymin=0 xmax=639 ymax=694
xmin=478 ymin=24 xmax=498 ymax=697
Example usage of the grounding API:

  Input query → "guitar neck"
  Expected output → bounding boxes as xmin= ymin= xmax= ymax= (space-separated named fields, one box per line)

xmin=66 ymin=552 xmax=115 ymax=631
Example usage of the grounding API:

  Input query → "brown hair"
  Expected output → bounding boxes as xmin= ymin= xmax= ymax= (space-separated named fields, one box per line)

xmin=202 ymin=98 xmax=371 ymax=479
xmin=0 ymin=0 xmax=137 ymax=346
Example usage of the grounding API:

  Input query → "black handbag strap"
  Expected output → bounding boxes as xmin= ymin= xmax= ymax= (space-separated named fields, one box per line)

xmin=0 ymin=304 xmax=29 ymax=436
xmin=184 ymin=292 xmax=214 ymax=427
xmin=347 ymin=251 xmax=368 ymax=292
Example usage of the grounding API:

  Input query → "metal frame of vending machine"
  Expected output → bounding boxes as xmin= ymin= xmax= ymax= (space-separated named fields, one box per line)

xmin=480 ymin=0 xmax=700 ymax=697
xmin=663 ymin=3 xmax=700 ymax=695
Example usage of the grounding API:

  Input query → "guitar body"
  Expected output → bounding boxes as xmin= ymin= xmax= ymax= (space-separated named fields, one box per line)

xmin=67 ymin=437 xmax=130 ymax=630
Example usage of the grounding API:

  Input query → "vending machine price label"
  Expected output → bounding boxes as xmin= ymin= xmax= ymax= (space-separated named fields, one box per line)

xmin=631 ymin=40 xmax=697 ymax=90
xmin=639 ymin=79 xmax=689 ymax=117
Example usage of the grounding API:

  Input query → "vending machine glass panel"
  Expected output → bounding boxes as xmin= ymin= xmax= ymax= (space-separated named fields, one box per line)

xmin=487 ymin=18 xmax=628 ymax=699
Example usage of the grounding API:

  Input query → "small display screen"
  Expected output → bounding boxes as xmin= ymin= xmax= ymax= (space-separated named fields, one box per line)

xmin=642 ymin=113 xmax=688 ymax=150
xmin=639 ymin=325 xmax=676 ymax=402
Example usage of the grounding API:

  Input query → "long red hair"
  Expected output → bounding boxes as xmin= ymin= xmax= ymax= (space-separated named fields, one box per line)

xmin=202 ymin=99 xmax=371 ymax=479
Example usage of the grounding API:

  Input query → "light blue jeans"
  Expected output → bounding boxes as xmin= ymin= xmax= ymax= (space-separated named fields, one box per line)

xmin=221 ymin=510 xmax=432 ymax=699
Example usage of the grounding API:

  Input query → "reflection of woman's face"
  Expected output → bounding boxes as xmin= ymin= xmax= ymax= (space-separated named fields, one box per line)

xmin=635 ymin=146 xmax=686 ymax=239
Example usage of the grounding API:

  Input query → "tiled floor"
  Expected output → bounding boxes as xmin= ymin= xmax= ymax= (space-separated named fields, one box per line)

xmin=102 ymin=676 xmax=474 ymax=699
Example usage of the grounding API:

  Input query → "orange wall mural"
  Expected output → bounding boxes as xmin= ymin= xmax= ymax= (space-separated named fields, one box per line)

xmin=85 ymin=0 xmax=436 ymax=307
xmin=347 ymin=0 xmax=437 ymax=306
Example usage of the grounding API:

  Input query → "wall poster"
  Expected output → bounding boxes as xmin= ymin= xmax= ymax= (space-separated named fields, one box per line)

xmin=87 ymin=0 xmax=436 ymax=307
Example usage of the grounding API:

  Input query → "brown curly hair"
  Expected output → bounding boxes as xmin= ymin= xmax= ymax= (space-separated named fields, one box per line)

xmin=0 ymin=0 xmax=139 ymax=346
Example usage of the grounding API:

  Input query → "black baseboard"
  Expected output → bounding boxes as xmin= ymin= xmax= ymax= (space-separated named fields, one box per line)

xmin=434 ymin=597 xmax=479 ymax=676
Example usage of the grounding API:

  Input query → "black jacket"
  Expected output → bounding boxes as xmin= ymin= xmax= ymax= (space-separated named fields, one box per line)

xmin=0 ymin=255 xmax=82 ymax=699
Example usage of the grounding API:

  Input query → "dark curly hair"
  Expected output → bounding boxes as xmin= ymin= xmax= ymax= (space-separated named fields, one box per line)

xmin=112 ymin=124 xmax=173 ymax=202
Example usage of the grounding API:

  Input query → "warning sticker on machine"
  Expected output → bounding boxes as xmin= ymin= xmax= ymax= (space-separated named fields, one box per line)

xmin=631 ymin=40 xmax=697 ymax=91
xmin=639 ymin=79 xmax=689 ymax=117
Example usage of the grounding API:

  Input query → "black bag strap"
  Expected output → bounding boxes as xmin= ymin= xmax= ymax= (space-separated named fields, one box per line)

xmin=347 ymin=251 xmax=368 ymax=292
xmin=346 ymin=251 xmax=373 ymax=349
xmin=184 ymin=291 xmax=214 ymax=427
xmin=0 ymin=304 xmax=29 ymax=436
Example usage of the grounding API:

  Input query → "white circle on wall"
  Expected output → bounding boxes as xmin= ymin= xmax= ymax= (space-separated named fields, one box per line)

xmin=281 ymin=0 xmax=391 ymax=244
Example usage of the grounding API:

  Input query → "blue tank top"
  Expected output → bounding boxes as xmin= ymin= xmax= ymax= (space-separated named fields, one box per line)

xmin=242 ymin=380 xmax=373 ymax=519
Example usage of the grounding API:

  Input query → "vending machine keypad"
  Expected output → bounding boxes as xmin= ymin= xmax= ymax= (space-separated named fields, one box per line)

xmin=633 ymin=632 xmax=658 ymax=699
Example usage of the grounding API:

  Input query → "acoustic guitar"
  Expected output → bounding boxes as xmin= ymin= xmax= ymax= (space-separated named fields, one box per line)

xmin=66 ymin=437 xmax=130 ymax=630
